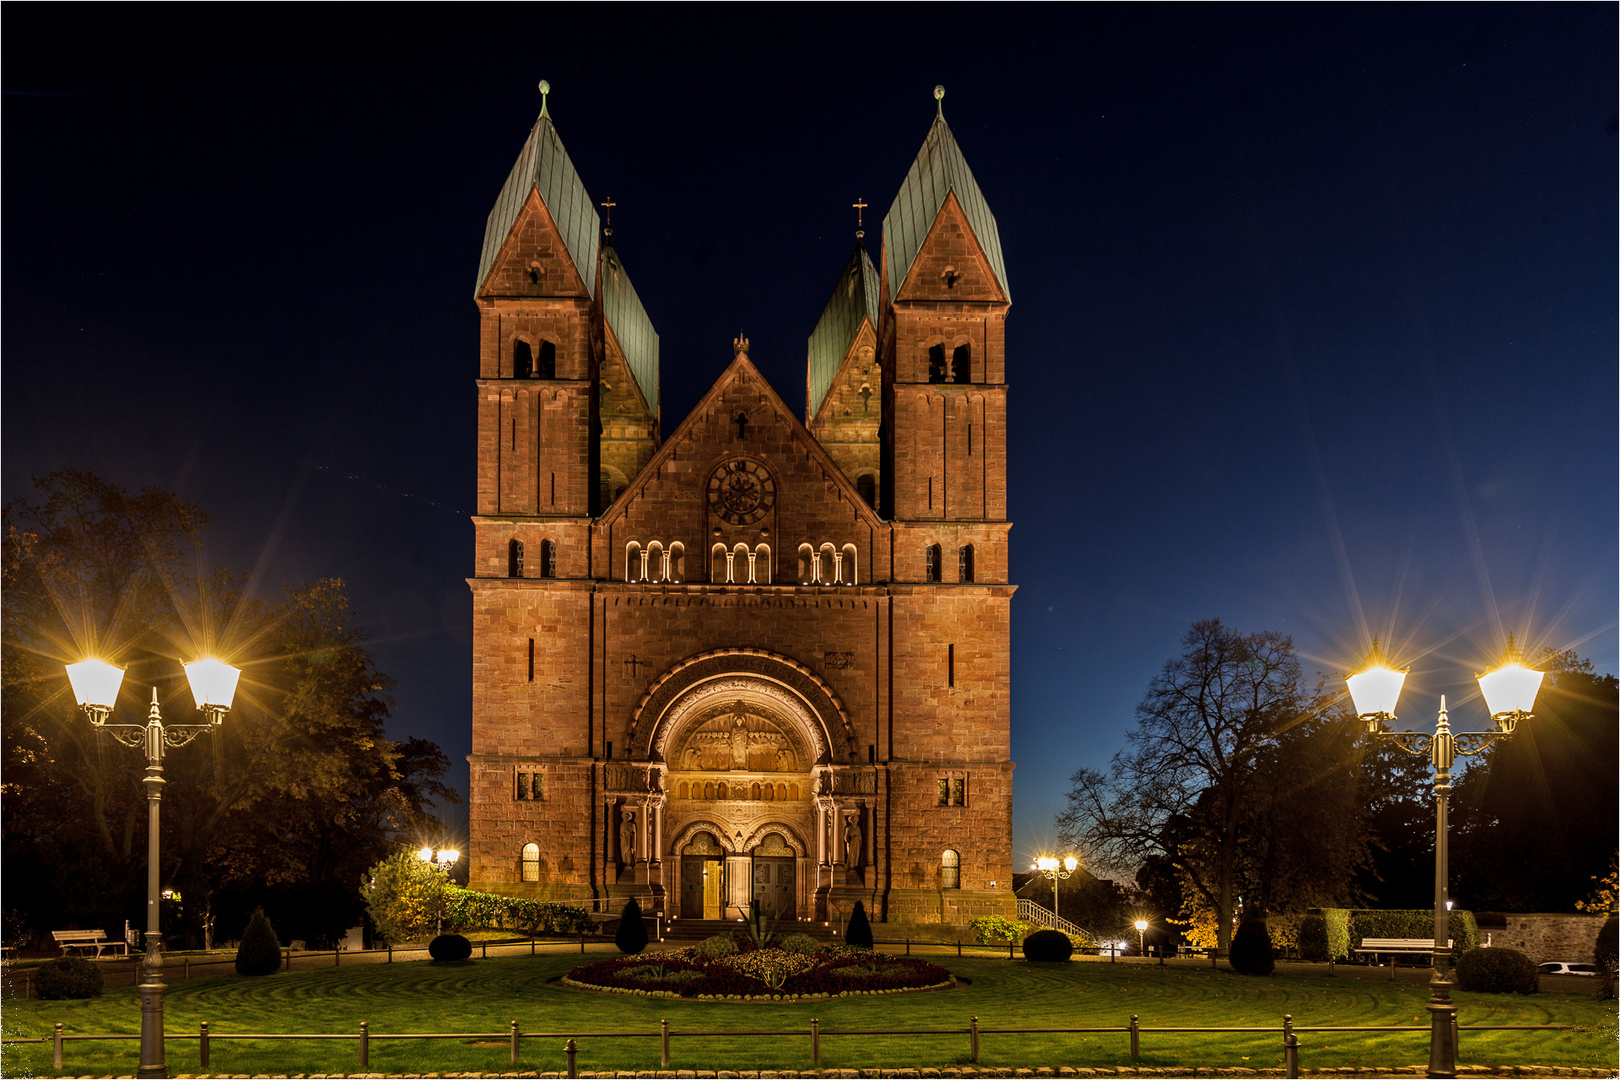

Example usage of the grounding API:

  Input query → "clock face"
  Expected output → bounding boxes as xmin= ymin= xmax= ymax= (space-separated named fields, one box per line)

xmin=707 ymin=459 xmax=776 ymax=526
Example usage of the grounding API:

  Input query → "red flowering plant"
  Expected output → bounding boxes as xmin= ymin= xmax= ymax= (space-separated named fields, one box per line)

xmin=566 ymin=944 xmax=952 ymax=999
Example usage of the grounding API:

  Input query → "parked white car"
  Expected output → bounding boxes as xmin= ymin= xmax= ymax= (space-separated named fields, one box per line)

xmin=1537 ymin=962 xmax=1600 ymax=977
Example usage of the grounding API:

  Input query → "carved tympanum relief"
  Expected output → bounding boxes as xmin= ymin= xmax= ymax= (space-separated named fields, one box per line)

xmin=673 ymin=700 xmax=802 ymax=773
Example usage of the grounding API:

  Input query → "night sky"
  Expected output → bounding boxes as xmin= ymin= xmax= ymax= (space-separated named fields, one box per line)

xmin=6 ymin=8 xmax=1615 ymax=869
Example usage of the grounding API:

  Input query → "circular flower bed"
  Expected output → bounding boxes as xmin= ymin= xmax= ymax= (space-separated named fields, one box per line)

xmin=564 ymin=942 xmax=954 ymax=1000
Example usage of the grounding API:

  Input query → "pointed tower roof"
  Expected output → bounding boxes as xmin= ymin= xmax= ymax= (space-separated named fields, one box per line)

xmin=881 ymin=106 xmax=1010 ymax=302
xmin=599 ymin=241 xmax=659 ymax=413
xmin=806 ymin=242 xmax=880 ymax=418
xmin=475 ymin=95 xmax=600 ymax=298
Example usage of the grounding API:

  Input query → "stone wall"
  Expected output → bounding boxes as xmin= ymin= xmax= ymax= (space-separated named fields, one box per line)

xmin=1478 ymin=913 xmax=1606 ymax=965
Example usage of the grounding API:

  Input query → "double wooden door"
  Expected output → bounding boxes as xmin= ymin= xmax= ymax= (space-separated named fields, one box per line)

xmin=752 ymin=857 xmax=795 ymax=919
xmin=681 ymin=857 xmax=722 ymax=919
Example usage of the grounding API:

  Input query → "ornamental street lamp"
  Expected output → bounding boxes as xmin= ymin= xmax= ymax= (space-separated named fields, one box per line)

xmin=65 ymin=656 xmax=241 ymax=1080
xmin=1346 ymin=636 xmax=1542 ymax=1080
xmin=1035 ymin=855 xmax=1079 ymax=924
xmin=1134 ymin=918 xmax=1150 ymax=956
xmin=417 ymin=847 xmax=460 ymax=935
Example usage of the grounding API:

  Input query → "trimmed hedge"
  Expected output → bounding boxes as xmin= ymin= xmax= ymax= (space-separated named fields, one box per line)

xmin=1230 ymin=917 xmax=1275 ymax=976
xmin=1297 ymin=914 xmax=1330 ymax=962
xmin=1456 ymin=947 xmax=1538 ymax=994
xmin=428 ymin=934 xmax=473 ymax=961
xmin=442 ymin=887 xmax=593 ymax=936
xmin=235 ymin=908 xmax=283 ymax=976
xmin=1021 ymin=928 xmax=1073 ymax=962
xmin=35 ymin=956 xmax=103 ymax=999
xmin=1338 ymin=908 xmax=1479 ymax=957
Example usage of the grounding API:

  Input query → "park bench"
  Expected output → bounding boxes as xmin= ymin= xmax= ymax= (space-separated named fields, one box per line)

xmin=1354 ymin=937 xmax=1451 ymax=979
xmin=51 ymin=929 xmax=127 ymax=959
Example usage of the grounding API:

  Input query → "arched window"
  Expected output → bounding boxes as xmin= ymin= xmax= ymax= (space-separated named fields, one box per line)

xmin=951 ymin=343 xmax=971 ymax=384
xmin=732 ymin=543 xmax=750 ymax=584
xmin=959 ymin=544 xmax=974 ymax=583
xmin=521 ymin=843 xmax=540 ymax=883
xmin=856 ymin=473 xmax=876 ymax=508
xmin=927 ymin=344 xmax=947 ymax=383
xmin=508 ymin=539 xmax=524 ymax=578
xmin=752 ymin=543 xmax=770 ymax=585
xmin=711 ymin=543 xmax=728 ymax=583
xmin=841 ymin=543 xmax=858 ymax=585
xmin=669 ymin=542 xmax=685 ymax=583
xmin=925 ymin=544 xmax=942 ymax=583
xmin=941 ymin=849 xmax=961 ymax=889
xmin=540 ymin=539 xmax=557 ymax=579
xmin=776 ymin=783 xmax=788 ymax=802
xmin=788 ymin=783 xmax=799 ymax=801
xmin=625 ymin=542 xmax=642 ymax=583
xmin=717 ymin=782 xmax=728 ymax=800
xmin=536 ymin=340 xmax=557 ymax=379
xmin=818 ymin=543 xmax=836 ymax=585
xmin=513 ymin=339 xmax=534 ymax=379
xmin=762 ymin=783 xmax=774 ymax=802
xmin=703 ymin=781 xmax=715 ymax=800
xmin=751 ymin=782 xmax=762 ymax=800
xmin=678 ymin=781 xmax=689 ymax=799
xmin=648 ymin=542 xmax=665 ymax=583
xmin=797 ymin=543 xmax=813 ymax=584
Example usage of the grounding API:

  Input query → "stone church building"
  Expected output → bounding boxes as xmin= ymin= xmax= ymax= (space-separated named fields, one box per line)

xmin=466 ymin=89 xmax=1016 ymax=929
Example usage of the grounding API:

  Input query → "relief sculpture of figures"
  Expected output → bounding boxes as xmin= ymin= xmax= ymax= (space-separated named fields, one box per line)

xmin=843 ymin=814 xmax=862 ymax=870
xmin=729 ymin=710 xmax=751 ymax=769
xmin=619 ymin=810 xmax=636 ymax=862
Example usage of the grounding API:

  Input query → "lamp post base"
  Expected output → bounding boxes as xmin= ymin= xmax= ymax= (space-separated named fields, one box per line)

xmin=137 ymin=931 xmax=166 ymax=1079
xmin=1425 ymin=966 xmax=1457 ymax=1079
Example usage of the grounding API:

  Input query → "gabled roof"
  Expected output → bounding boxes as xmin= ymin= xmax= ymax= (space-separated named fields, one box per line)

xmin=806 ymin=242 xmax=879 ymax=419
xmin=476 ymin=110 xmax=600 ymax=299
xmin=600 ymin=243 xmax=659 ymax=413
xmin=881 ymin=115 xmax=1010 ymax=301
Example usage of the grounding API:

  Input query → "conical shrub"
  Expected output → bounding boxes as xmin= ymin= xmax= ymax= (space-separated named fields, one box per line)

xmin=235 ymin=908 xmax=283 ymax=976
xmin=615 ymin=896 xmax=648 ymax=955
xmin=1229 ymin=916 xmax=1275 ymax=976
xmin=845 ymin=900 xmax=873 ymax=949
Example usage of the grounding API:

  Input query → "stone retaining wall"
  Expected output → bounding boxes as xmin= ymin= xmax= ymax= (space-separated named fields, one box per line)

xmin=1478 ymin=912 xmax=1606 ymax=965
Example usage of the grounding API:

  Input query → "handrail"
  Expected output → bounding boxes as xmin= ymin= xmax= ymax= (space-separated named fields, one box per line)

xmin=1016 ymin=898 xmax=1091 ymax=941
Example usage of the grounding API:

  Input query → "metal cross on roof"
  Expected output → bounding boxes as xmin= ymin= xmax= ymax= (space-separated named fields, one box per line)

xmin=600 ymin=197 xmax=616 ymax=237
xmin=853 ymin=198 xmax=868 ymax=239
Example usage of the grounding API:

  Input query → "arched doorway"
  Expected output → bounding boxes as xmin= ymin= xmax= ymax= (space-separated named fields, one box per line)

xmin=679 ymin=831 xmax=725 ymax=919
xmin=750 ymin=831 xmax=797 ymax=919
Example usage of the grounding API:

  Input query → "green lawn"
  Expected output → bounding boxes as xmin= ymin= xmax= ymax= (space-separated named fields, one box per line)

xmin=3 ymin=953 xmax=1615 ymax=1076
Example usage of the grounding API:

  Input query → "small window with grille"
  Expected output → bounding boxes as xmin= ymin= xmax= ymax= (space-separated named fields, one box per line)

xmin=521 ymin=843 xmax=540 ymax=882
xmin=941 ymin=849 xmax=961 ymax=889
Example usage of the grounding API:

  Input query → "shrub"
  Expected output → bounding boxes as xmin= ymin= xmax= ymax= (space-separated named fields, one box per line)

xmin=779 ymin=932 xmax=821 ymax=954
xmin=694 ymin=933 xmax=738 ymax=960
xmin=615 ymin=897 xmax=648 ymax=955
xmin=1318 ymin=908 xmax=1351 ymax=961
xmin=1297 ymin=914 xmax=1330 ymax=962
xmin=1456 ymin=947 xmax=1538 ymax=994
xmin=1021 ymin=928 xmax=1073 ymax=962
xmin=359 ymin=849 xmax=451 ymax=944
xmin=1595 ymin=915 xmax=1617 ymax=970
xmin=970 ymin=914 xmax=1028 ymax=945
xmin=1265 ymin=912 xmax=1302 ymax=954
xmin=1229 ymin=917 xmax=1275 ymax=976
xmin=235 ymin=908 xmax=283 ymax=976
xmin=428 ymin=933 xmax=473 ymax=961
xmin=444 ymin=888 xmax=594 ymax=936
xmin=35 ymin=956 xmax=103 ymax=1000
xmin=845 ymin=900 xmax=874 ymax=949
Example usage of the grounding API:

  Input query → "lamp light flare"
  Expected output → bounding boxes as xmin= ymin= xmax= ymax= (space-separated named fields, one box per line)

xmin=1346 ymin=639 xmax=1407 ymax=718
xmin=1036 ymin=856 xmax=1057 ymax=872
xmin=1476 ymin=638 xmax=1544 ymax=718
xmin=184 ymin=657 xmax=242 ymax=711
xmin=1063 ymin=856 xmax=1078 ymax=872
xmin=66 ymin=658 xmax=125 ymax=710
xmin=418 ymin=847 xmax=435 ymax=862
xmin=1134 ymin=919 xmax=1149 ymax=932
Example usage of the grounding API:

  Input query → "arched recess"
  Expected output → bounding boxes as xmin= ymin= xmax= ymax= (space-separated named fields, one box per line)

xmin=628 ymin=649 xmax=858 ymax=765
xmin=738 ymin=822 xmax=810 ymax=857
xmin=667 ymin=819 xmax=739 ymax=856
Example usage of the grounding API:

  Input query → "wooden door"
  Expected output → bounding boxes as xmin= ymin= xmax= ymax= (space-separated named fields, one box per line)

xmin=702 ymin=859 xmax=722 ymax=919
xmin=680 ymin=857 xmax=706 ymax=918
xmin=752 ymin=857 xmax=795 ymax=919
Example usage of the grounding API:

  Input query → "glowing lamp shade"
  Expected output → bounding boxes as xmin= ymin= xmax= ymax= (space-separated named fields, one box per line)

xmin=1346 ymin=641 xmax=1406 ymax=718
xmin=1134 ymin=920 xmax=1149 ymax=932
xmin=418 ymin=847 xmax=435 ymax=862
xmin=66 ymin=659 xmax=126 ymax=710
xmin=184 ymin=658 xmax=241 ymax=711
xmin=1062 ymin=856 xmax=1078 ymax=872
xmin=1478 ymin=651 xmax=1543 ymax=717
xmin=1036 ymin=856 xmax=1058 ymax=872
xmin=442 ymin=849 xmax=460 ymax=864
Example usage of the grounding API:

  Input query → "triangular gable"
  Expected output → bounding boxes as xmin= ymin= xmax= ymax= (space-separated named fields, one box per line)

xmin=598 ymin=351 xmax=886 ymax=531
xmin=882 ymin=115 xmax=1010 ymax=302
xmin=808 ymin=315 xmax=878 ymax=429
xmin=478 ymin=187 xmax=593 ymax=299
xmin=476 ymin=113 xmax=600 ymax=299
xmin=892 ymin=191 xmax=1006 ymax=305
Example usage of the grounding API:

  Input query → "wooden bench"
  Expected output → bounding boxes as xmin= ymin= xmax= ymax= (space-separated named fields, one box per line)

xmin=51 ymin=930 xmax=127 ymax=959
xmin=1354 ymin=937 xmax=1451 ymax=979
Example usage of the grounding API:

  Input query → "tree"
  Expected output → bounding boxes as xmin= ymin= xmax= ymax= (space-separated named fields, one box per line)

xmin=1058 ymin=620 xmax=1362 ymax=953
xmin=360 ymin=848 xmax=451 ymax=943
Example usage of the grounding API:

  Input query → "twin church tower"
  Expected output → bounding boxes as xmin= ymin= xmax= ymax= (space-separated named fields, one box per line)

xmin=467 ymin=85 xmax=1016 ymax=928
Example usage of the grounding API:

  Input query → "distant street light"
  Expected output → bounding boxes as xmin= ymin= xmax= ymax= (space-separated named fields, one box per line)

xmin=1034 ymin=855 xmax=1079 ymax=925
xmin=1134 ymin=918 xmax=1150 ymax=956
xmin=417 ymin=847 xmax=461 ymax=935
xmin=65 ymin=656 xmax=241 ymax=1079
xmin=1347 ymin=636 xmax=1542 ymax=1080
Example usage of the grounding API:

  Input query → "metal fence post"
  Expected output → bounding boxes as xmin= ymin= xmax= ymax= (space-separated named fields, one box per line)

xmin=284 ymin=947 xmax=291 ymax=971
xmin=511 ymin=1019 xmax=521 ymax=1064
xmin=53 ymin=1023 xmax=63 ymax=1070
xmin=969 ymin=1015 xmax=980 ymax=1064
xmin=359 ymin=1021 xmax=369 ymax=1068
xmin=1129 ymin=1014 xmax=1140 ymax=1059
xmin=661 ymin=1018 xmax=671 ymax=1067
xmin=811 ymin=1018 xmax=820 ymax=1065
xmin=200 ymin=1021 xmax=210 ymax=1070
xmin=483 ymin=940 xmax=488 ymax=959
xmin=1284 ymin=1014 xmax=1300 ymax=1079
xmin=388 ymin=943 xmax=393 ymax=963
xmin=565 ymin=1036 xmax=578 ymax=1078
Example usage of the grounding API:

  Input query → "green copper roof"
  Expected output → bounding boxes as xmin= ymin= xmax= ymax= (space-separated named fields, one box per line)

xmin=806 ymin=242 xmax=879 ymax=418
xmin=476 ymin=111 xmax=600 ymax=299
xmin=600 ymin=243 xmax=659 ymax=412
xmin=882 ymin=115 xmax=1009 ymax=301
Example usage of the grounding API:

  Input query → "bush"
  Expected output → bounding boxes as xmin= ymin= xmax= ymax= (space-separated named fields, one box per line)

xmin=1456 ymin=947 xmax=1538 ymax=994
xmin=428 ymin=933 xmax=473 ymax=961
xmin=845 ymin=900 xmax=874 ymax=949
xmin=1297 ymin=914 xmax=1330 ymax=962
xmin=359 ymin=849 xmax=451 ymax=943
xmin=1021 ymin=928 xmax=1073 ymax=962
xmin=615 ymin=897 xmax=648 ymax=955
xmin=1595 ymin=915 xmax=1617 ymax=970
xmin=1230 ymin=917 xmax=1275 ymax=976
xmin=235 ymin=908 xmax=283 ymax=976
xmin=1318 ymin=908 xmax=1351 ymax=961
xmin=35 ymin=956 xmax=103 ymax=999
xmin=1265 ymin=912 xmax=1302 ymax=954
xmin=779 ymin=932 xmax=821 ymax=954
xmin=969 ymin=915 xmax=1029 ymax=945
xmin=694 ymin=933 xmax=738 ymax=960
xmin=444 ymin=887 xmax=594 ymax=936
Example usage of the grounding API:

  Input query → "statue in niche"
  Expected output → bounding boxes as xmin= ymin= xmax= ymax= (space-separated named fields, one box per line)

xmin=619 ymin=810 xmax=637 ymax=863
xmin=729 ymin=711 xmax=751 ymax=769
xmin=843 ymin=814 xmax=862 ymax=870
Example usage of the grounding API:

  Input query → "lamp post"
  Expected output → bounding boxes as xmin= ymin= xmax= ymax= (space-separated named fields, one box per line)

xmin=1134 ymin=918 xmax=1149 ymax=956
xmin=417 ymin=846 xmax=460 ymax=935
xmin=1346 ymin=636 xmax=1542 ymax=1080
xmin=65 ymin=657 xmax=241 ymax=1080
xmin=1034 ymin=855 xmax=1078 ymax=924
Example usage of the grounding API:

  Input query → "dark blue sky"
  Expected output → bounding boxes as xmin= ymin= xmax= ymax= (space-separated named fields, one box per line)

xmin=5 ymin=8 xmax=1615 ymax=866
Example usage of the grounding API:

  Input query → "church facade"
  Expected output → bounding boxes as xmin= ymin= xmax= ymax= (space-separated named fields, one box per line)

xmin=466 ymin=90 xmax=1016 ymax=928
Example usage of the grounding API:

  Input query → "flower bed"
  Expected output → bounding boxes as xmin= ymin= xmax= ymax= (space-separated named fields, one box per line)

xmin=564 ymin=943 xmax=954 ymax=1000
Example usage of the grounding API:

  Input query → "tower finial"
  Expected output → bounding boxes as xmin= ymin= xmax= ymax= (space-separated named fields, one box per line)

xmin=600 ymin=196 xmax=615 ymax=238
xmin=934 ymin=84 xmax=945 ymax=118
xmin=539 ymin=79 xmax=551 ymax=118
xmin=853 ymin=197 xmax=868 ymax=240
